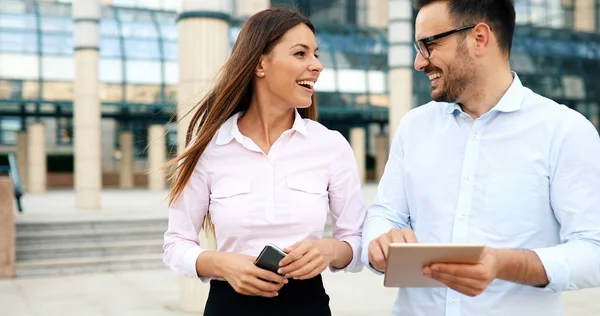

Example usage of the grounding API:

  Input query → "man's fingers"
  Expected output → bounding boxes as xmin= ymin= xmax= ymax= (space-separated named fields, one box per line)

xmin=402 ymin=229 xmax=418 ymax=243
xmin=429 ymin=272 xmax=485 ymax=297
xmin=369 ymin=238 xmax=388 ymax=272
xmin=380 ymin=234 xmax=392 ymax=259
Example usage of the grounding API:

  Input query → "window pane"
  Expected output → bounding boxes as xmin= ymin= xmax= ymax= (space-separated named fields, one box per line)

xmin=100 ymin=20 xmax=120 ymax=37
xmin=124 ymin=39 xmax=160 ymax=59
xmin=121 ymin=22 xmax=158 ymax=38
xmin=99 ymin=58 xmax=124 ymax=83
xmin=159 ymin=23 xmax=177 ymax=41
xmin=0 ymin=14 xmax=37 ymax=29
xmin=42 ymin=56 xmax=74 ymax=81
xmin=41 ymin=17 xmax=73 ymax=33
xmin=100 ymin=38 xmax=122 ymax=57
xmin=125 ymin=60 xmax=161 ymax=84
xmin=42 ymin=34 xmax=73 ymax=55
xmin=0 ymin=31 xmax=38 ymax=53
xmin=163 ymin=41 xmax=177 ymax=60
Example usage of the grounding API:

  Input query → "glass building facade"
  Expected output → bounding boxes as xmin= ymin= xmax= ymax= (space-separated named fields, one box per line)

xmin=0 ymin=0 xmax=599 ymax=153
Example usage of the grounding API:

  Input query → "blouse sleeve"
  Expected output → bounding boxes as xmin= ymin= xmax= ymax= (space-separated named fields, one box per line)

xmin=163 ymin=157 xmax=212 ymax=282
xmin=327 ymin=131 xmax=367 ymax=273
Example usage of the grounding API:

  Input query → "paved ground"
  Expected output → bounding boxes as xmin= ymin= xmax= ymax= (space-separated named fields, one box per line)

xmin=3 ymin=183 xmax=600 ymax=315
xmin=1 ymin=267 xmax=599 ymax=316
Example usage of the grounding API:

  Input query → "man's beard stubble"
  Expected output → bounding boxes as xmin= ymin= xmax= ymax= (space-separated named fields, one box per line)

xmin=431 ymin=40 xmax=475 ymax=103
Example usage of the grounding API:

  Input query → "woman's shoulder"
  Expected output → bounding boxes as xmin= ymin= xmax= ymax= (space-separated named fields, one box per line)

xmin=302 ymin=119 xmax=348 ymax=146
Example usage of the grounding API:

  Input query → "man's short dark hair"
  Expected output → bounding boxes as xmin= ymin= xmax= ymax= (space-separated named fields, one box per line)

xmin=414 ymin=0 xmax=516 ymax=57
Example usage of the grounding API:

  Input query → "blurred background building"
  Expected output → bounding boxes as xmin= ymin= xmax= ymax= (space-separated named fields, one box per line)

xmin=0 ymin=0 xmax=598 ymax=192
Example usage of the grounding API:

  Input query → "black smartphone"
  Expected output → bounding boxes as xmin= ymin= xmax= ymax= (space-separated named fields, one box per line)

xmin=255 ymin=243 xmax=287 ymax=276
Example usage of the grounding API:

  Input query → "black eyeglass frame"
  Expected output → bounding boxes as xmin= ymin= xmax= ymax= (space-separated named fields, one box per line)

xmin=414 ymin=24 xmax=476 ymax=59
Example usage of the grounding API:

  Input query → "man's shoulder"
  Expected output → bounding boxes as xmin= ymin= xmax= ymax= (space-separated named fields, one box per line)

xmin=521 ymin=87 xmax=587 ymax=124
xmin=396 ymin=101 xmax=452 ymax=131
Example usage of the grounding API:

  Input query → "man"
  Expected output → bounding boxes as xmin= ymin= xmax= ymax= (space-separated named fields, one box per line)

xmin=361 ymin=0 xmax=600 ymax=315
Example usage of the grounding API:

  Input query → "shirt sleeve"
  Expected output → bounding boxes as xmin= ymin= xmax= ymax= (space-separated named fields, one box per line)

xmin=327 ymin=131 xmax=367 ymax=273
xmin=361 ymin=120 xmax=412 ymax=275
xmin=532 ymin=113 xmax=600 ymax=292
xmin=163 ymin=157 xmax=211 ymax=282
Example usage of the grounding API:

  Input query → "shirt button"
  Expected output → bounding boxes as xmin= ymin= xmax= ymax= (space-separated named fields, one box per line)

xmin=451 ymin=299 xmax=456 ymax=306
xmin=460 ymin=214 xmax=466 ymax=221
xmin=471 ymin=134 xmax=478 ymax=139
xmin=464 ymin=174 xmax=473 ymax=180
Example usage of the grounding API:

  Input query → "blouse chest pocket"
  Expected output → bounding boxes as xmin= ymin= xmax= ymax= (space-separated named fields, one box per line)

xmin=286 ymin=176 xmax=328 ymax=196
xmin=210 ymin=177 xmax=252 ymax=209
xmin=285 ymin=176 xmax=329 ymax=232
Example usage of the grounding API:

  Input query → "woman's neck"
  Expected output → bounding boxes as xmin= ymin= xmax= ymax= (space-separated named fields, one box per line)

xmin=237 ymin=95 xmax=295 ymax=154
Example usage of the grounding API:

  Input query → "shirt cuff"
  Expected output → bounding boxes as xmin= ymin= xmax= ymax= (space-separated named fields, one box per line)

xmin=183 ymin=247 xmax=211 ymax=283
xmin=532 ymin=246 xmax=569 ymax=292
xmin=329 ymin=239 xmax=363 ymax=273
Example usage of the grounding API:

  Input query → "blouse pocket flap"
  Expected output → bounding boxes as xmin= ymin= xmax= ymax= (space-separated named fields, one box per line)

xmin=286 ymin=176 xmax=327 ymax=194
xmin=211 ymin=178 xmax=252 ymax=199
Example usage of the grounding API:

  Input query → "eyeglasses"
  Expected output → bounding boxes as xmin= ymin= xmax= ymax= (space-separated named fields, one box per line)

xmin=414 ymin=25 xmax=476 ymax=59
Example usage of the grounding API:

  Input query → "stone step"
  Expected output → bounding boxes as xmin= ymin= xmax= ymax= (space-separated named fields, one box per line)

xmin=16 ymin=239 xmax=164 ymax=262
xmin=16 ymin=218 xmax=167 ymax=232
xmin=15 ymin=254 xmax=166 ymax=277
xmin=16 ymin=226 xmax=166 ymax=246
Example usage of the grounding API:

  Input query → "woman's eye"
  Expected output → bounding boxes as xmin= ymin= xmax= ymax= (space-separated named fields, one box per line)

xmin=314 ymin=54 xmax=319 ymax=59
xmin=295 ymin=51 xmax=305 ymax=57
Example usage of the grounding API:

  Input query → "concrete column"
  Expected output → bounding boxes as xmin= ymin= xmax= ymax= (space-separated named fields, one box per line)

xmin=0 ymin=177 xmax=15 ymax=278
xmin=177 ymin=1 xmax=231 ymax=156
xmin=27 ymin=123 xmax=46 ymax=194
xmin=350 ymin=127 xmax=366 ymax=183
xmin=388 ymin=0 xmax=414 ymax=140
xmin=73 ymin=0 xmax=102 ymax=210
xmin=375 ymin=133 xmax=388 ymax=182
xmin=574 ymin=0 xmax=596 ymax=32
xmin=16 ymin=131 xmax=28 ymax=191
xmin=177 ymin=0 xmax=239 ymax=313
xmin=119 ymin=131 xmax=134 ymax=189
xmin=235 ymin=0 xmax=270 ymax=17
xmin=148 ymin=125 xmax=166 ymax=191
xmin=367 ymin=0 xmax=389 ymax=28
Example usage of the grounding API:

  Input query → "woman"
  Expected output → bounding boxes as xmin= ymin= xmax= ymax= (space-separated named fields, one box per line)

xmin=163 ymin=8 xmax=366 ymax=316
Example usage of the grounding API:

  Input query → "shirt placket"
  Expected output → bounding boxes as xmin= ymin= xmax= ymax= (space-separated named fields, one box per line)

xmin=445 ymin=112 xmax=486 ymax=316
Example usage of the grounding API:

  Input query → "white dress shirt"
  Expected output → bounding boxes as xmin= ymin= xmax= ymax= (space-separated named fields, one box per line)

xmin=164 ymin=109 xmax=366 ymax=281
xmin=362 ymin=73 xmax=600 ymax=316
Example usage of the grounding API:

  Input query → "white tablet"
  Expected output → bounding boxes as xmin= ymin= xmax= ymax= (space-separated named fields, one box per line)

xmin=384 ymin=243 xmax=485 ymax=288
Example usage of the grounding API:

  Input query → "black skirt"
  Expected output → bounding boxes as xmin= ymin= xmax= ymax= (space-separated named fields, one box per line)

xmin=204 ymin=274 xmax=332 ymax=316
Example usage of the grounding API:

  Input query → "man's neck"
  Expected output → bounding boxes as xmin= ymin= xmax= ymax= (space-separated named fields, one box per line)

xmin=458 ymin=69 xmax=514 ymax=119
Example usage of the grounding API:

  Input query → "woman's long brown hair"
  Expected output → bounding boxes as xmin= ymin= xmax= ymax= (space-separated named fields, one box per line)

xmin=164 ymin=8 xmax=318 ymax=234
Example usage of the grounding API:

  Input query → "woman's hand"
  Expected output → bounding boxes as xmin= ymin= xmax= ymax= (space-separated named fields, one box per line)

xmin=213 ymin=252 xmax=288 ymax=297
xmin=277 ymin=240 xmax=335 ymax=280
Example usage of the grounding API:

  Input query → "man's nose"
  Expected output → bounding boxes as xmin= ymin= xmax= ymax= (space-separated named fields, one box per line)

xmin=414 ymin=52 xmax=429 ymax=72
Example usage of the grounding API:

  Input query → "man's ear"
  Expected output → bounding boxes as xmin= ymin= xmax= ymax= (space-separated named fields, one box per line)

xmin=472 ymin=23 xmax=491 ymax=57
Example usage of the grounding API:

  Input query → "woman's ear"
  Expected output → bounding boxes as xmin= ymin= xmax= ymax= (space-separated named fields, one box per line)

xmin=256 ymin=56 xmax=267 ymax=78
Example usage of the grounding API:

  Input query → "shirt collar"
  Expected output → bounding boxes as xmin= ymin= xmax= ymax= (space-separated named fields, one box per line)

xmin=215 ymin=108 xmax=308 ymax=146
xmin=446 ymin=71 xmax=525 ymax=115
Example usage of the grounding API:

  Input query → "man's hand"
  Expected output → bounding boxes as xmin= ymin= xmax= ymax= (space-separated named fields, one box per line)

xmin=423 ymin=247 xmax=500 ymax=297
xmin=368 ymin=228 xmax=417 ymax=272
